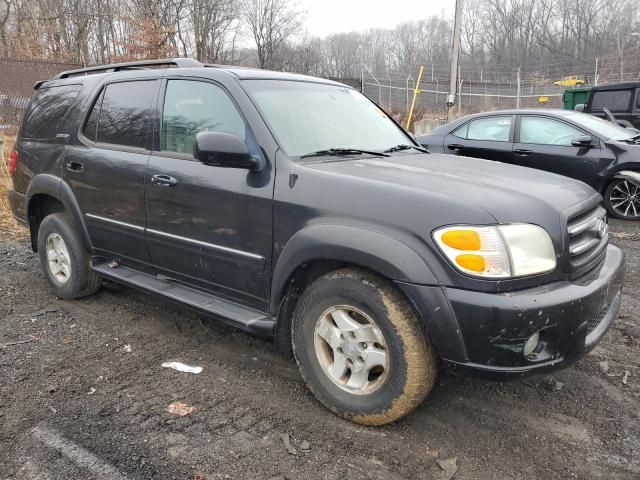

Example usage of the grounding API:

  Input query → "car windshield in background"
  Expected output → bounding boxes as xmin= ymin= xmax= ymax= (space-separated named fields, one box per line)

xmin=561 ymin=111 xmax=635 ymax=141
xmin=243 ymin=80 xmax=411 ymax=158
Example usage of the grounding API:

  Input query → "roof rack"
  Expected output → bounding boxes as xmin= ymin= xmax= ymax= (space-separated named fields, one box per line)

xmin=50 ymin=57 xmax=203 ymax=81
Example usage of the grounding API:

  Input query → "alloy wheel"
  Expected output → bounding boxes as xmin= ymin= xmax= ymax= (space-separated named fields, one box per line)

xmin=46 ymin=233 xmax=72 ymax=284
xmin=609 ymin=180 xmax=640 ymax=219
xmin=313 ymin=305 xmax=389 ymax=395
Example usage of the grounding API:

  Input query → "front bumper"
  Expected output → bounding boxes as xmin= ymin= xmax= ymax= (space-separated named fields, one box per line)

xmin=397 ymin=244 xmax=625 ymax=380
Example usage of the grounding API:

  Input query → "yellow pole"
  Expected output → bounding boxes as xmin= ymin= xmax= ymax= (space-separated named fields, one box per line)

xmin=405 ymin=65 xmax=424 ymax=130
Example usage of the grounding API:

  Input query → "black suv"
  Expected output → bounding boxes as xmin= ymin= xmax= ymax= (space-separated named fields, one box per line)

xmin=7 ymin=58 xmax=625 ymax=425
xmin=582 ymin=81 xmax=640 ymax=130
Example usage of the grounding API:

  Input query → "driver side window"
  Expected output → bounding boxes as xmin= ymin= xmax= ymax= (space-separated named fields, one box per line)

xmin=161 ymin=80 xmax=246 ymax=155
xmin=520 ymin=116 xmax=584 ymax=146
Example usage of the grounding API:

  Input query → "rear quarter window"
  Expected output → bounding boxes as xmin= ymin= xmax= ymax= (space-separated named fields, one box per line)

xmin=21 ymin=84 xmax=81 ymax=140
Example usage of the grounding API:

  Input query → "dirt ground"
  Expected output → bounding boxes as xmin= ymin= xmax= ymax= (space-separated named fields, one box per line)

xmin=1 ymin=220 xmax=639 ymax=480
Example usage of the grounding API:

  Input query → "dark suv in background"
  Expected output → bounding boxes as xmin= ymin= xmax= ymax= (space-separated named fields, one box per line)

xmin=583 ymin=82 xmax=640 ymax=130
xmin=7 ymin=58 xmax=625 ymax=425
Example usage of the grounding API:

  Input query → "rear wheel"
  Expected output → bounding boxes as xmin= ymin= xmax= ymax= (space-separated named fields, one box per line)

xmin=37 ymin=213 xmax=102 ymax=299
xmin=292 ymin=268 xmax=437 ymax=425
xmin=604 ymin=178 xmax=640 ymax=220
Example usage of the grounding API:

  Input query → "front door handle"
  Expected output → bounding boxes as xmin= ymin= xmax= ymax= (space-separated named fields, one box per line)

xmin=514 ymin=149 xmax=532 ymax=156
xmin=447 ymin=144 xmax=464 ymax=151
xmin=66 ymin=161 xmax=84 ymax=172
xmin=151 ymin=174 xmax=178 ymax=187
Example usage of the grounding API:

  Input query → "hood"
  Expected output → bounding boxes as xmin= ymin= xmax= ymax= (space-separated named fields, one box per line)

xmin=303 ymin=152 xmax=600 ymax=225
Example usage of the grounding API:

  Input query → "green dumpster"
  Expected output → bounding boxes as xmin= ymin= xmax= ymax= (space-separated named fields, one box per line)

xmin=562 ymin=87 xmax=592 ymax=110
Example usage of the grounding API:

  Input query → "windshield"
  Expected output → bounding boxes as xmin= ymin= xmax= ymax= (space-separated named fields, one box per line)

xmin=243 ymin=80 xmax=412 ymax=157
xmin=561 ymin=111 xmax=635 ymax=141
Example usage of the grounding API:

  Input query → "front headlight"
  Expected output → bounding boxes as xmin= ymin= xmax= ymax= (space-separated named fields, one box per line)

xmin=433 ymin=224 xmax=556 ymax=279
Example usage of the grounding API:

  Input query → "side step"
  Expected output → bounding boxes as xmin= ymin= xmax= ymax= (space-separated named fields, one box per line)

xmin=91 ymin=260 xmax=276 ymax=337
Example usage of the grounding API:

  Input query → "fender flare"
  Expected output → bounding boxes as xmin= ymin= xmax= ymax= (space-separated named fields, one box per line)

xmin=614 ymin=169 xmax=640 ymax=188
xmin=26 ymin=174 xmax=93 ymax=250
xmin=270 ymin=224 xmax=438 ymax=309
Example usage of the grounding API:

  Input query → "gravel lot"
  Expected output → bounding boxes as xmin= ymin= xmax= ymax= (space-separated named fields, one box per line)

xmin=1 ymin=220 xmax=639 ymax=480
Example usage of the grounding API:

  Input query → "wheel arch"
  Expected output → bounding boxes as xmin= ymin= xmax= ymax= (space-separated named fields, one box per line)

xmin=26 ymin=174 xmax=92 ymax=252
xmin=271 ymin=225 xmax=439 ymax=353
xmin=612 ymin=169 xmax=640 ymax=187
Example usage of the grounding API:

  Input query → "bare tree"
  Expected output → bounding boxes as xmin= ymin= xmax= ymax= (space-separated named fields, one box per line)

xmin=239 ymin=0 xmax=303 ymax=69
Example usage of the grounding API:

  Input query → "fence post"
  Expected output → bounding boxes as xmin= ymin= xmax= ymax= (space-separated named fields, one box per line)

xmin=360 ymin=68 xmax=364 ymax=93
xmin=363 ymin=66 xmax=382 ymax=104
xmin=484 ymin=81 xmax=487 ymax=108
xmin=405 ymin=65 xmax=424 ymax=130
xmin=594 ymin=58 xmax=599 ymax=86
xmin=516 ymin=68 xmax=521 ymax=109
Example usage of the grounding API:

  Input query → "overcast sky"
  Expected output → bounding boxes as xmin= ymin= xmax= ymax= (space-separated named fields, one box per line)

xmin=298 ymin=0 xmax=455 ymax=37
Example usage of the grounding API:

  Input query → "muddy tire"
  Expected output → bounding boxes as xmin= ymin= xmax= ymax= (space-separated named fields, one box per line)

xmin=37 ymin=213 xmax=101 ymax=299
xmin=292 ymin=268 xmax=437 ymax=425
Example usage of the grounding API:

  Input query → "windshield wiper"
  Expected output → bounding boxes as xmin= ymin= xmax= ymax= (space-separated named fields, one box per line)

xmin=383 ymin=144 xmax=430 ymax=154
xmin=620 ymin=133 xmax=640 ymax=144
xmin=300 ymin=148 xmax=390 ymax=159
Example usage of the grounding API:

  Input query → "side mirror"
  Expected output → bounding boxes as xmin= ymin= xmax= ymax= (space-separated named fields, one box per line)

xmin=193 ymin=131 xmax=260 ymax=170
xmin=571 ymin=135 xmax=596 ymax=148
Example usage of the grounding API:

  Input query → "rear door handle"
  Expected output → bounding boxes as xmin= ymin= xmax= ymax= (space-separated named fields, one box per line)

xmin=151 ymin=174 xmax=177 ymax=187
xmin=66 ymin=161 xmax=84 ymax=172
xmin=447 ymin=144 xmax=464 ymax=151
xmin=514 ymin=149 xmax=532 ymax=156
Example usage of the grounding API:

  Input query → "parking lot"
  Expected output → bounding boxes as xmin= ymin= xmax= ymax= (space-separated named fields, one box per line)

xmin=0 ymin=219 xmax=637 ymax=480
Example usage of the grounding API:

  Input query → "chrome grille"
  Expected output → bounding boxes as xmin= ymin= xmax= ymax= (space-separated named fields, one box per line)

xmin=567 ymin=205 xmax=608 ymax=273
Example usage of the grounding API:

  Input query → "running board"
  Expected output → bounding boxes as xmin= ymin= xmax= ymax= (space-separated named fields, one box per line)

xmin=91 ymin=260 xmax=276 ymax=337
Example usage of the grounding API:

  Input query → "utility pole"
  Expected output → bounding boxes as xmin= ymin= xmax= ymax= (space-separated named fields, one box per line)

xmin=447 ymin=0 xmax=463 ymax=121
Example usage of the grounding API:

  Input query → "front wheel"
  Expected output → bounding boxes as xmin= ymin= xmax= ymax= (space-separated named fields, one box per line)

xmin=604 ymin=178 xmax=640 ymax=220
xmin=292 ymin=268 xmax=437 ymax=425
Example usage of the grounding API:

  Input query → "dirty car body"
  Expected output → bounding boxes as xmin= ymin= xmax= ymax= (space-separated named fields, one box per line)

xmin=7 ymin=59 xmax=625 ymax=423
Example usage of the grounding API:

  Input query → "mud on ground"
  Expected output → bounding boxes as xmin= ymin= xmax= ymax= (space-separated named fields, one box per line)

xmin=1 ymin=220 xmax=639 ymax=479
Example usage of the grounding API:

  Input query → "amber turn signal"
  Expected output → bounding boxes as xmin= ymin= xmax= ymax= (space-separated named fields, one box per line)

xmin=455 ymin=254 xmax=486 ymax=272
xmin=441 ymin=229 xmax=481 ymax=251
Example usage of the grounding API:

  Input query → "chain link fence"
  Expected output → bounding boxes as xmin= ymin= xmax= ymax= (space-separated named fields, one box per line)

xmin=362 ymin=71 xmax=566 ymax=126
xmin=362 ymin=55 xmax=640 ymax=132
xmin=0 ymin=55 xmax=638 ymax=135
xmin=0 ymin=58 xmax=81 ymax=135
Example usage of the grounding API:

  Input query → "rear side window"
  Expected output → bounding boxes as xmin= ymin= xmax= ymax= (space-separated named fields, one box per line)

xmin=95 ymin=80 xmax=156 ymax=149
xmin=454 ymin=116 xmax=511 ymax=142
xmin=21 ymin=84 xmax=81 ymax=139
xmin=591 ymin=90 xmax=632 ymax=112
